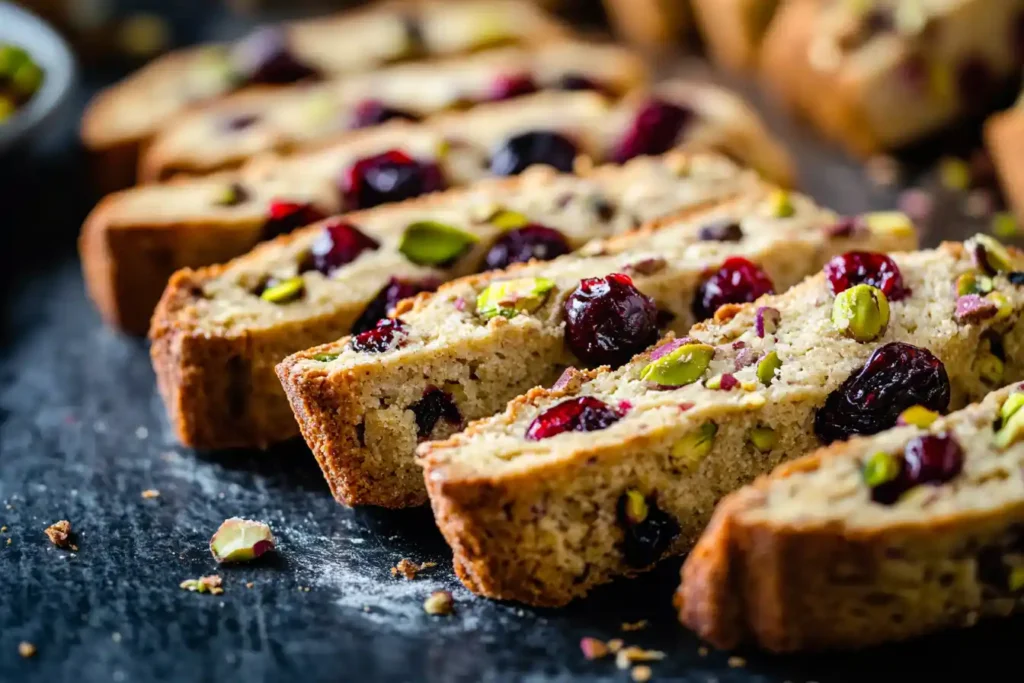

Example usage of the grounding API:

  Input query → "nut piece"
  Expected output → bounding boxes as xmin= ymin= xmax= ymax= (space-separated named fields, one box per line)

xmin=756 ymin=350 xmax=782 ymax=386
xmin=476 ymin=277 xmax=555 ymax=320
xmin=312 ymin=352 xmax=340 ymax=362
xmin=896 ymin=405 xmax=939 ymax=428
xmin=399 ymin=221 xmax=478 ymax=266
xmin=755 ymin=306 xmax=780 ymax=338
xmin=391 ymin=558 xmax=437 ymax=580
xmin=671 ymin=422 xmax=718 ymax=471
xmin=180 ymin=574 xmax=224 ymax=595
xmin=978 ymin=350 xmax=1004 ymax=384
xmin=423 ymin=590 xmax=454 ymax=615
xmin=987 ymin=292 xmax=1013 ymax=321
xmin=18 ymin=642 xmax=36 ymax=658
xmin=260 ymin=277 xmax=305 ymax=304
xmin=210 ymin=518 xmax=275 ymax=564
xmin=747 ymin=426 xmax=777 ymax=453
xmin=639 ymin=343 xmax=714 ymax=387
xmin=995 ymin=392 xmax=1024 ymax=449
xmin=831 ymin=284 xmax=889 ymax=342
xmin=580 ymin=637 xmax=610 ymax=660
xmin=862 ymin=451 xmax=901 ymax=488
xmin=490 ymin=209 xmax=529 ymax=229
xmin=622 ymin=489 xmax=649 ymax=525
xmin=863 ymin=211 xmax=915 ymax=239
xmin=954 ymin=271 xmax=993 ymax=297
xmin=954 ymin=294 xmax=998 ymax=323
xmin=44 ymin=520 xmax=75 ymax=550
xmin=767 ymin=189 xmax=795 ymax=218
xmin=968 ymin=233 xmax=1015 ymax=274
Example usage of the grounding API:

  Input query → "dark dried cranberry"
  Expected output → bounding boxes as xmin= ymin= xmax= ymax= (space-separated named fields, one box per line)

xmin=563 ymin=273 xmax=658 ymax=368
xmin=304 ymin=220 xmax=380 ymax=275
xmin=698 ymin=220 xmax=743 ymax=242
xmin=233 ymin=27 xmax=320 ymax=85
xmin=412 ymin=386 xmax=462 ymax=438
xmin=490 ymin=73 xmax=538 ymax=101
xmin=348 ymin=318 xmax=407 ymax=354
xmin=692 ymin=257 xmax=775 ymax=321
xmin=871 ymin=433 xmax=964 ymax=505
xmin=490 ymin=131 xmax=578 ymax=176
xmin=558 ymin=73 xmax=603 ymax=93
xmin=263 ymin=201 xmax=328 ymax=239
xmin=616 ymin=493 xmax=681 ymax=567
xmin=224 ymin=113 xmax=260 ymax=131
xmin=340 ymin=150 xmax=446 ymax=210
xmin=824 ymin=251 xmax=910 ymax=301
xmin=525 ymin=396 xmax=623 ymax=440
xmin=815 ymin=342 xmax=951 ymax=445
xmin=483 ymin=225 xmax=570 ymax=270
xmin=613 ymin=99 xmax=694 ymax=163
xmin=956 ymin=56 xmax=997 ymax=109
xmin=350 ymin=99 xmax=419 ymax=129
xmin=351 ymin=277 xmax=440 ymax=334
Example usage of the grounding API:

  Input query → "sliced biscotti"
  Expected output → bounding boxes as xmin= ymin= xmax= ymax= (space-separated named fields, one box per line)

xmin=677 ymin=381 xmax=1024 ymax=652
xmin=278 ymin=193 xmax=916 ymax=509
xmin=151 ymin=152 xmax=763 ymax=451
xmin=81 ymin=83 xmax=794 ymax=335
xmin=761 ymin=0 xmax=1024 ymax=156
xmin=81 ymin=0 xmax=569 ymax=191
xmin=418 ymin=236 xmax=1024 ymax=607
xmin=692 ymin=0 xmax=780 ymax=72
xmin=140 ymin=41 xmax=648 ymax=182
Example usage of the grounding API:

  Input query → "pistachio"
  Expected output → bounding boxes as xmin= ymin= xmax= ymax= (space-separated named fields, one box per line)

xmin=748 ymin=426 xmax=777 ymax=453
xmin=954 ymin=271 xmax=993 ymax=297
xmin=312 ymin=352 xmax=340 ymax=362
xmin=180 ymin=574 xmax=223 ymax=595
xmin=671 ymin=422 xmax=717 ymax=471
xmin=993 ymin=212 xmax=1019 ymax=240
xmin=954 ymin=294 xmax=998 ymax=324
xmin=639 ymin=343 xmax=714 ymax=387
xmin=210 ymin=518 xmax=275 ymax=564
xmin=423 ymin=590 xmax=454 ymax=615
xmin=831 ymin=284 xmax=889 ymax=342
xmin=476 ymin=277 xmax=555 ymax=320
xmin=1010 ymin=567 xmax=1024 ymax=592
xmin=768 ymin=189 xmax=795 ymax=218
xmin=490 ymin=209 xmax=530 ymax=230
xmin=213 ymin=182 xmax=250 ymax=208
xmin=896 ymin=405 xmax=939 ymax=428
xmin=994 ymin=406 xmax=1024 ymax=450
xmin=755 ymin=307 xmax=780 ymax=338
xmin=705 ymin=373 xmax=739 ymax=391
xmin=399 ymin=221 xmax=478 ymax=266
xmin=622 ymin=489 xmax=648 ymax=525
xmin=978 ymin=352 xmax=1004 ymax=384
xmin=260 ymin=276 xmax=305 ymax=304
xmin=968 ymin=234 xmax=1015 ymax=274
xmin=863 ymin=211 xmax=915 ymax=239
xmin=863 ymin=451 xmax=901 ymax=488
xmin=987 ymin=292 xmax=1013 ymax=321
xmin=756 ymin=351 xmax=782 ymax=386
xmin=1000 ymin=392 xmax=1024 ymax=423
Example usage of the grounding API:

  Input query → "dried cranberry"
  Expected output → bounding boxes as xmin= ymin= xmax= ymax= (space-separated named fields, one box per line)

xmin=351 ymin=277 xmax=440 ymax=334
xmin=692 ymin=257 xmax=775 ymax=321
xmin=490 ymin=74 xmax=538 ymax=101
xmin=304 ymin=220 xmax=380 ymax=275
xmin=525 ymin=396 xmax=623 ymax=440
xmin=616 ymin=493 xmax=681 ymax=567
xmin=824 ymin=251 xmax=910 ymax=301
xmin=348 ymin=318 xmax=407 ymax=354
xmin=412 ymin=387 xmax=462 ymax=438
xmin=871 ymin=433 xmax=964 ymax=505
xmin=558 ymin=73 xmax=603 ymax=93
xmin=613 ymin=99 xmax=694 ymax=163
xmin=263 ymin=201 xmax=328 ymax=240
xmin=350 ymin=99 xmax=419 ymax=129
xmin=490 ymin=131 xmax=578 ymax=176
xmin=233 ymin=27 xmax=320 ymax=85
xmin=698 ymin=220 xmax=743 ymax=242
xmin=340 ymin=150 xmax=446 ymax=210
xmin=563 ymin=273 xmax=658 ymax=368
xmin=815 ymin=342 xmax=951 ymax=445
xmin=483 ymin=225 xmax=570 ymax=270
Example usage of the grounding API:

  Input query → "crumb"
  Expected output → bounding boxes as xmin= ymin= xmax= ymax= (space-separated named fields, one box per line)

xmin=615 ymin=647 xmax=666 ymax=670
xmin=1 ymin=525 xmax=7 ymax=533
xmin=423 ymin=590 xmax=454 ymax=616
xmin=579 ymin=637 xmax=609 ymax=660
xmin=44 ymin=520 xmax=76 ymax=550
xmin=865 ymin=155 xmax=900 ymax=187
xmin=391 ymin=558 xmax=437 ymax=580
xmin=135 ymin=426 xmax=149 ymax=440
xmin=245 ymin=582 xmax=254 ymax=589
xmin=727 ymin=656 xmax=746 ymax=668
xmin=697 ymin=646 xmax=709 ymax=657
xmin=180 ymin=574 xmax=223 ymax=595
xmin=632 ymin=665 xmax=653 ymax=682
xmin=111 ymin=632 xmax=122 ymax=643
xmin=621 ymin=619 xmax=649 ymax=632
xmin=18 ymin=642 xmax=36 ymax=658
xmin=363 ymin=605 xmax=371 ymax=613
xmin=5 ymin=538 xmax=10 ymax=546
xmin=140 ymin=489 xmax=160 ymax=499
xmin=606 ymin=638 xmax=624 ymax=653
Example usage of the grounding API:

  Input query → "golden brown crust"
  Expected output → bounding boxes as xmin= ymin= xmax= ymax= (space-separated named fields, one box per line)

xmin=985 ymin=108 xmax=1024 ymax=226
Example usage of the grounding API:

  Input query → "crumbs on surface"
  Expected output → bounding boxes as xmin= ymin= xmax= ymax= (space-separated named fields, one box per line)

xmin=615 ymin=647 xmax=666 ymax=671
xmin=391 ymin=558 xmax=437 ymax=580
xmin=18 ymin=642 xmax=36 ymax=658
xmin=727 ymin=656 xmax=746 ymax=668
xmin=620 ymin=619 xmax=648 ymax=632
xmin=423 ymin=590 xmax=454 ymax=616
xmin=140 ymin=489 xmax=161 ymax=499
xmin=180 ymin=574 xmax=223 ymax=595
xmin=44 ymin=520 xmax=76 ymax=550
xmin=582 ymin=637 xmax=663 ymax=677
xmin=631 ymin=665 xmax=652 ymax=682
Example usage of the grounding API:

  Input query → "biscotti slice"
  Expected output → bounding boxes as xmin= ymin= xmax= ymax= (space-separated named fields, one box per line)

xmin=760 ymin=0 xmax=1024 ymax=156
xmin=677 ymin=381 xmax=1024 ymax=652
xmin=601 ymin=0 xmax=691 ymax=49
xmin=417 ymin=236 xmax=1024 ymax=607
xmin=151 ymin=152 xmax=763 ymax=451
xmin=985 ymin=99 xmax=1024 ymax=225
xmin=278 ymin=192 xmax=917 ymax=509
xmin=81 ymin=83 xmax=794 ymax=335
xmin=692 ymin=0 xmax=780 ymax=72
xmin=140 ymin=41 xmax=648 ymax=182
xmin=80 ymin=0 xmax=569 ymax=191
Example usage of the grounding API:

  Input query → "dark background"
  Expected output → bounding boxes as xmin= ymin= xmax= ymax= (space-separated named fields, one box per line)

xmin=2 ymin=1 xmax=1023 ymax=681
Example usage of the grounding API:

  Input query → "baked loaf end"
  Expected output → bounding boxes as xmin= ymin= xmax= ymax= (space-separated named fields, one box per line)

xmin=677 ymin=382 xmax=1024 ymax=652
xmin=985 ymin=104 xmax=1024 ymax=226
xmin=418 ymin=238 xmax=1024 ymax=607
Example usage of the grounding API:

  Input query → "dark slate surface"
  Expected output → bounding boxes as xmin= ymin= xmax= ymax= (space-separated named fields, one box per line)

xmin=3 ymin=4 xmax=1024 ymax=682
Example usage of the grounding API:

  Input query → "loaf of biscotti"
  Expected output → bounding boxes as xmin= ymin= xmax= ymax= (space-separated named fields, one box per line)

xmin=692 ymin=0 xmax=780 ymax=72
xmin=600 ymin=0 xmax=691 ymax=49
xmin=761 ymin=0 xmax=1024 ymax=156
xmin=150 ymin=152 xmax=764 ymax=451
xmin=417 ymin=236 xmax=1024 ymax=607
xmin=81 ymin=83 xmax=794 ymax=335
xmin=140 ymin=41 xmax=648 ymax=182
xmin=278 ymin=189 xmax=917 ymax=509
xmin=677 ymin=380 xmax=1024 ymax=652
xmin=80 ymin=0 xmax=570 ymax=191
xmin=985 ymin=99 xmax=1024 ymax=225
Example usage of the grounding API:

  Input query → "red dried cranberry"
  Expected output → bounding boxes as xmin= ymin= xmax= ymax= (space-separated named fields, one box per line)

xmin=263 ymin=201 xmax=328 ymax=239
xmin=348 ymin=318 xmax=407 ymax=354
xmin=558 ymin=73 xmax=604 ymax=93
xmin=525 ymin=396 xmax=623 ymax=440
xmin=351 ymin=277 xmax=440 ymax=334
xmin=305 ymin=220 xmax=380 ymax=275
xmin=870 ymin=433 xmax=964 ymax=505
xmin=692 ymin=257 xmax=775 ymax=321
xmin=490 ymin=74 xmax=538 ymax=101
xmin=824 ymin=251 xmax=910 ymax=301
xmin=350 ymin=99 xmax=419 ymax=129
xmin=613 ymin=98 xmax=694 ymax=163
xmin=616 ymin=492 xmax=681 ymax=568
xmin=412 ymin=386 xmax=462 ymax=438
xmin=340 ymin=150 xmax=446 ymax=210
xmin=698 ymin=220 xmax=743 ymax=242
xmin=815 ymin=342 xmax=950 ymax=445
xmin=490 ymin=131 xmax=578 ymax=176
xmin=232 ymin=27 xmax=320 ymax=85
xmin=483 ymin=225 xmax=570 ymax=270
xmin=563 ymin=273 xmax=658 ymax=368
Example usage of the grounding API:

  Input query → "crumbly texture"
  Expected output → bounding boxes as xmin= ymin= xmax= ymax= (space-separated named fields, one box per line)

xmin=761 ymin=0 xmax=1024 ymax=156
xmin=81 ymin=82 xmax=794 ymax=335
xmin=985 ymin=105 xmax=1024 ymax=225
xmin=151 ymin=153 xmax=763 ymax=450
xmin=692 ymin=0 xmax=780 ymax=72
xmin=601 ymin=0 xmax=691 ymax=48
xmin=44 ymin=520 xmax=74 ymax=549
xmin=80 ymin=0 xmax=569 ymax=191
xmin=418 ymin=241 xmax=1024 ymax=607
xmin=140 ymin=41 xmax=649 ymax=181
xmin=677 ymin=383 xmax=1024 ymax=652
xmin=279 ymin=193 xmax=916 ymax=509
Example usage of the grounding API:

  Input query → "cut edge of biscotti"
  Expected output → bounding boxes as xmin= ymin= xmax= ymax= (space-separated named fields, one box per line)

xmin=676 ymin=380 xmax=1024 ymax=653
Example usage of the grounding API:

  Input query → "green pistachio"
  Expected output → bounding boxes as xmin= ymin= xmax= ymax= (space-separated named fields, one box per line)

xmin=0 ymin=44 xmax=30 ymax=78
xmin=399 ymin=221 xmax=479 ymax=266
xmin=209 ymin=518 xmax=275 ymax=564
xmin=862 ymin=212 xmax=915 ymax=239
xmin=831 ymin=284 xmax=890 ymax=342
xmin=993 ymin=212 xmax=1019 ymax=240
xmin=11 ymin=61 xmax=43 ymax=97
xmin=896 ymin=405 xmax=939 ymax=428
xmin=748 ymin=426 xmax=777 ymax=453
xmin=756 ymin=350 xmax=782 ymax=386
xmin=622 ymin=489 xmax=648 ymax=525
xmin=490 ymin=209 xmax=530 ymax=230
xmin=978 ymin=352 xmax=1005 ymax=385
xmin=671 ymin=422 xmax=717 ymax=471
xmin=994 ymin=407 xmax=1024 ymax=450
xmin=968 ymin=233 xmax=1015 ymax=273
xmin=986 ymin=292 xmax=1013 ymax=321
xmin=312 ymin=352 xmax=340 ymax=362
xmin=260 ymin=277 xmax=305 ymax=304
xmin=1000 ymin=392 xmax=1024 ymax=424
xmin=768 ymin=189 xmax=795 ymax=218
xmin=475 ymin=277 xmax=555 ymax=320
xmin=639 ymin=343 xmax=714 ymax=387
xmin=1010 ymin=567 xmax=1024 ymax=592
xmin=862 ymin=451 xmax=901 ymax=488
xmin=954 ymin=271 xmax=993 ymax=297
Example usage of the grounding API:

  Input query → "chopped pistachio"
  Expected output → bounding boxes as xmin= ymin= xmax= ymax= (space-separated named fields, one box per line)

xmin=748 ymin=426 xmax=777 ymax=453
xmin=862 ymin=211 xmax=914 ymax=238
xmin=260 ymin=277 xmax=304 ymax=304
xmin=671 ymin=422 xmax=717 ymax=471
xmin=992 ymin=212 xmax=1019 ymax=240
xmin=896 ymin=405 xmax=939 ymax=428
xmin=954 ymin=271 xmax=993 ymax=297
xmin=978 ymin=352 xmax=1005 ymax=384
xmin=986 ymin=292 xmax=1013 ymax=321
xmin=968 ymin=233 xmax=1015 ymax=274
xmin=476 ymin=277 xmax=555 ymax=320
xmin=210 ymin=518 xmax=275 ymax=564
xmin=995 ymin=404 xmax=1024 ymax=450
xmin=312 ymin=352 xmax=340 ymax=362
xmin=831 ymin=284 xmax=889 ymax=342
xmin=768 ymin=189 xmax=795 ymax=218
xmin=863 ymin=451 xmax=901 ymax=488
xmin=756 ymin=351 xmax=782 ymax=386
xmin=622 ymin=489 xmax=648 ymax=525
xmin=423 ymin=590 xmax=454 ymax=615
xmin=399 ymin=221 xmax=478 ymax=266
xmin=1000 ymin=392 xmax=1024 ymax=423
xmin=639 ymin=343 xmax=714 ymax=387
xmin=490 ymin=209 xmax=530 ymax=230
xmin=180 ymin=574 xmax=224 ymax=595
